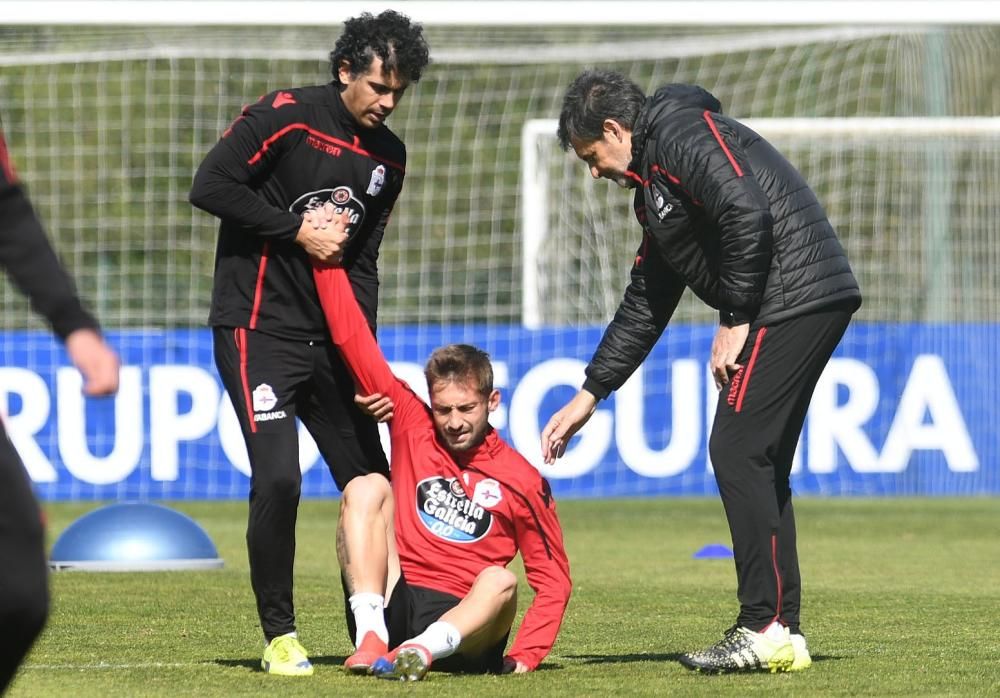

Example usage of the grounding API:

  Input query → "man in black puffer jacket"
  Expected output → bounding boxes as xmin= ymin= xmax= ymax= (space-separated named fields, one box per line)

xmin=541 ymin=70 xmax=861 ymax=674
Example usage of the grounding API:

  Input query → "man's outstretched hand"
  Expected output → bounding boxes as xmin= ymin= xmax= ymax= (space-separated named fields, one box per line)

xmin=539 ymin=389 xmax=598 ymax=464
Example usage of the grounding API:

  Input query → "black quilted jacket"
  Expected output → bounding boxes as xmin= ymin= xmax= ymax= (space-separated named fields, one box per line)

xmin=583 ymin=84 xmax=861 ymax=399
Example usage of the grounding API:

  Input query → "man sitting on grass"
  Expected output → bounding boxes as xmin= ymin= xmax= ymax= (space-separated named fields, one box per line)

xmin=310 ymin=209 xmax=572 ymax=680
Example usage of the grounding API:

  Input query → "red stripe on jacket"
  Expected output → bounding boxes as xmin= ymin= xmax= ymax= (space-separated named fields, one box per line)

xmin=0 ymin=132 xmax=17 ymax=184
xmin=246 ymin=123 xmax=405 ymax=172
xmin=703 ymin=111 xmax=744 ymax=177
xmin=248 ymin=242 xmax=270 ymax=330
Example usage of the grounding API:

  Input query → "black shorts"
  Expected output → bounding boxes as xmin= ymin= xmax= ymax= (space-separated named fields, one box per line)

xmin=213 ymin=326 xmax=388 ymax=490
xmin=344 ymin=572 xmax=509 ymax=674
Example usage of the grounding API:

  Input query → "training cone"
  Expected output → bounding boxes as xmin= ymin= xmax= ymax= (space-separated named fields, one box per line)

xmin=693 ymin=543 xmax=734 ymax=559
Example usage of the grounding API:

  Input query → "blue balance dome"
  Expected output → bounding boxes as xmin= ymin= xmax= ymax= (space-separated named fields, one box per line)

xmin=50 ymin=502 xmax=223 ymax=571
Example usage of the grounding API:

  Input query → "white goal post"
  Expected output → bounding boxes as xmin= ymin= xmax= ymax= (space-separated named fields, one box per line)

xmin=521 ymin=116 xmax=1000 ymax=328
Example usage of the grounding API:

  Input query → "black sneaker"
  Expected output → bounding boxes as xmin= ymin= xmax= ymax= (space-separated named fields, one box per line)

xmin=679 ymin=624 xmax=794 ymax=674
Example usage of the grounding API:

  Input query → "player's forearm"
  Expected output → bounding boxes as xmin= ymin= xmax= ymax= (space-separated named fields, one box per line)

xmin=189 ymin=173 xmax=300 ymax=240
xmin=506 ymin=599 xmax=569 ymax=670
xmin=0 ymin=187 xmax=100 ymax=340
xmin=312 ymin=264 xmax=399 ymax=399
xmin=509 ymin=549 xmax=571 ymax=669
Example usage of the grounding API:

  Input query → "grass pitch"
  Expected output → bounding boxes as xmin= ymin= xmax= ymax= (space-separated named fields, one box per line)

xmin=11 ymin=498 xmax=1000 ymax=697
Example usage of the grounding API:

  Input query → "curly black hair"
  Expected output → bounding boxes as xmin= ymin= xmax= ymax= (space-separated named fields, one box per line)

xmin=330 ymin=10 xmax=430 ymax=84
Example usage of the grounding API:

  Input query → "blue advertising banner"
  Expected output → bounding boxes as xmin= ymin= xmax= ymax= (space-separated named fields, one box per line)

xmin=1 ymin=324 xmax=995 ymax=500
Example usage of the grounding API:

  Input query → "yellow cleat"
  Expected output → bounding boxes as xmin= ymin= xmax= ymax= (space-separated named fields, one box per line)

xmin=789 ymin=633 xmax=812 ymax=671
xmin=679 ymin=624 xmax=794 ymax=674
xmin=261 ymin=633 xmax=314 ymax=676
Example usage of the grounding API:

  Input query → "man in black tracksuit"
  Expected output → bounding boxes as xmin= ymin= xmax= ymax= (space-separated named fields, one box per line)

xmin=189 ymin=11 xmax=429 ymax=676
xmin=0 ymin=127 xmax=120 ymax=692
xmin=543 ymin=71 xmax=861 ymax=674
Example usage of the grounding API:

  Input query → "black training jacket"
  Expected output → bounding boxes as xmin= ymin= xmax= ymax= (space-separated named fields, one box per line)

xmin=0 ymin=130 xmax=100 ymax=340
xmin=190 ymin=83 xmax=405 ymax=340
xmin=583 ymin=84 xmax=861 ymax=399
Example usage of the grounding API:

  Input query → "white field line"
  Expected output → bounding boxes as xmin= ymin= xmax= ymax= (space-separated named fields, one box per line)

xmin=22 ymin=661 xmax=204 ymax=670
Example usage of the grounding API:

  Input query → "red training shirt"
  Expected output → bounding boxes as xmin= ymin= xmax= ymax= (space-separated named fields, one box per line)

xmin=313 ymin=264 xmax=572 ymax=670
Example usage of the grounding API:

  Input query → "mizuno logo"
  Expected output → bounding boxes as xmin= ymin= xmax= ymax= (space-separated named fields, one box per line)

xmin=727 ymin=367 xmax=745 ymax=407
xmin=272 ymin=92 xmax=296 ymax=109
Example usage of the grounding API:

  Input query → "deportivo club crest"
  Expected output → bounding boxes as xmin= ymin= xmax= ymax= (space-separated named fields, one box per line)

xmin=252 ymin=383 xmax=278 ymax=412
xmin=366 ymin=164 xmax=386 ymax=196
xmin=415 ymin=476 xmax=493 ymax=543
xmin=472 ymin=479 xmax=503 ymax=508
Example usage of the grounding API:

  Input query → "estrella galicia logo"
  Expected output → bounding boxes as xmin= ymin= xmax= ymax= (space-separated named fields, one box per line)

xmin=416 ymin=476 xmax=492 ymax=544
xmin=289 ymin=186 xmax=367 ymax=238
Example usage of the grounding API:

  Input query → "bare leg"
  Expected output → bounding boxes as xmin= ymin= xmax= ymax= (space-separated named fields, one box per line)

xmin=374 ymin=567 xmax=518 ymax=681
xmin=439 ymin=566 xmax=518 ymax=656
xmin=339 ymin=473 xmax=399 ymax=671
xmin=338 ymin=473 xmax=395 ymax=596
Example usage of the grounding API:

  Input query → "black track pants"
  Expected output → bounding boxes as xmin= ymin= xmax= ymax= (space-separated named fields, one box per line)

xmin=0 ymin=427 xmax=49 ymax=693
xmin=214 ymin=327 xmax=388 ymax=641
xmin=709 ymin=304 xmax=852 ymax=634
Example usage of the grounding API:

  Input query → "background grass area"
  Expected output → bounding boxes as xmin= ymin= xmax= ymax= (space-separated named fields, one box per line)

xmin=10 ymin=498 xmax=1000 ymax=696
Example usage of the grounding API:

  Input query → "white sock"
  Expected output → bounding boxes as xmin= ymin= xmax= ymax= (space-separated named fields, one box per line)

xmin=406 ymin=621 xmax=462 ymax=661
xmin=760 ymin=621 xmax=788 ymax=643
xmin=349 ymin=593 xmax=388 ymax=646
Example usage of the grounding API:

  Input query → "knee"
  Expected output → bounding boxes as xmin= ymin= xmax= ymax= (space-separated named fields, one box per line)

xmin=708 ymin=429 xmax=730 ymax=477
xmin=253 ymin=469 xmax=301 ymax=500
xmin=341 ymin=473 xmax=391 ymax=514
xmin=475 ymin=566 xmax=518 ymax=600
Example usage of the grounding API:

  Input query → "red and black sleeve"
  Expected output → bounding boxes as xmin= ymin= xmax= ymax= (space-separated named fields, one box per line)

xmin=583 ymin=233 xmax=684 ymax=399
xmin=188 ymin=91 xmax=303 ymax=240
xmin=505 ymin=472 xmax=573 ymax=670
xmin=312 ymin=263 xmax=427 ymax=430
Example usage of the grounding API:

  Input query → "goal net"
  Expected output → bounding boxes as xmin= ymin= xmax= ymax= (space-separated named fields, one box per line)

xmin=523 ymin=116 xmax=1000 ymax=327
xmin=0 ymin=21 xmax=997 ymax=499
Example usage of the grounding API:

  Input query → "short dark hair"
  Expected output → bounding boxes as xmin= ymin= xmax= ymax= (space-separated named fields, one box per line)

xmin=425 ymin=344 xmax=494 ymax=397
xmin=557 ymin=69 xmax=646 ymax=150
xmin=330 ymin=10 xmax=430 ymax=83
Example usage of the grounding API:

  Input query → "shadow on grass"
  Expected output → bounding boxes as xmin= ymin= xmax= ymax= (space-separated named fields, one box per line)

xmin=215 ymin=652 xmax=840 ymax=673
xmin=564 ymin=652 xmax=685 ymax=664
xmin=212 ymin=658 xmax=261 ymax=671
xmin=212 ymin=655 xmax=352 ymax=670
xmin=212 ymin=655 xmax=347 ymax=669
xmin=807 ymin=654 xmax=841 ymax=665
xmin=565 ymin=652 xmax=842 ymax=668
xmin=213 ymin=655 xmax=567 ymax=674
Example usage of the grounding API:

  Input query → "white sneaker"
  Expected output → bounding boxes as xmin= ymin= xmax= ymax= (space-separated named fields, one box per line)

xmin=789 ymin=633 xmax=812 ymax=671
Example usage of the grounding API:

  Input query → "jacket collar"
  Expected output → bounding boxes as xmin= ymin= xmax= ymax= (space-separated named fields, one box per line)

xmin=326 ymin=82 xmax=359 ymax=137
xmin=628 ymin=98 xmax=651 ymax=172
xmin=629 ymin=83 xmax=724 ymax=170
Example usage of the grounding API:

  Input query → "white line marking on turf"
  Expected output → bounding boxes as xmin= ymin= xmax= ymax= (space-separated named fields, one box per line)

xmin=23 ymin=662 xmax=199 ymax=670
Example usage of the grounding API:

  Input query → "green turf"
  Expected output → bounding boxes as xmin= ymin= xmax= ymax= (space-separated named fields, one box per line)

xmin=10 ymin=498 xmax=1000 ymax=696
